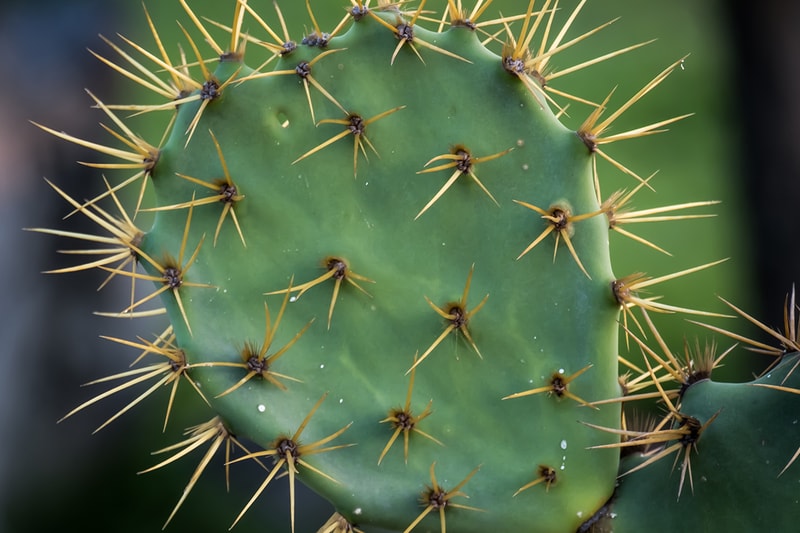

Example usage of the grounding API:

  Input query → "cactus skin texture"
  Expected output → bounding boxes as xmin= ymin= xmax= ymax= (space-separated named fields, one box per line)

xmin=30 ymin=1 xmax=800 ymax=532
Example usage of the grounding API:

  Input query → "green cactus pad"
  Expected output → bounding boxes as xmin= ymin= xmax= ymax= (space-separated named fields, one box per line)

xmin=136 ymin=8 xmax=621 ymax=532
xmin=607 ymin=353 xmax=800 ymax=532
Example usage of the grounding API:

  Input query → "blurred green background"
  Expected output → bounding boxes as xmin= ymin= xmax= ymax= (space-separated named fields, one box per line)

xmin=2 ymin=1 xmax=795 ymax=531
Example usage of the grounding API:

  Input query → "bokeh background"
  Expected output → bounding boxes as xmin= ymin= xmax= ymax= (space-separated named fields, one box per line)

xmin=1 ymin=1 xmax=797 ymax=531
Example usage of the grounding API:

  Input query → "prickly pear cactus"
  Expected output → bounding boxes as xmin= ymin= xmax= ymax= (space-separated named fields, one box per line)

xmin=31 ymin=1 xmax=800 ymax=532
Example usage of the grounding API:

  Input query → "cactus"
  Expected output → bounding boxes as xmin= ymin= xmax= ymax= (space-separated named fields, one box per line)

xmin=30 ymin=1 xmax=800 ymax=532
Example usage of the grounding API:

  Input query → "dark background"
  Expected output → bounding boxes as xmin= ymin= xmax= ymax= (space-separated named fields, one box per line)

xmin=1 ymin=1 xmax=796 ymax=531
